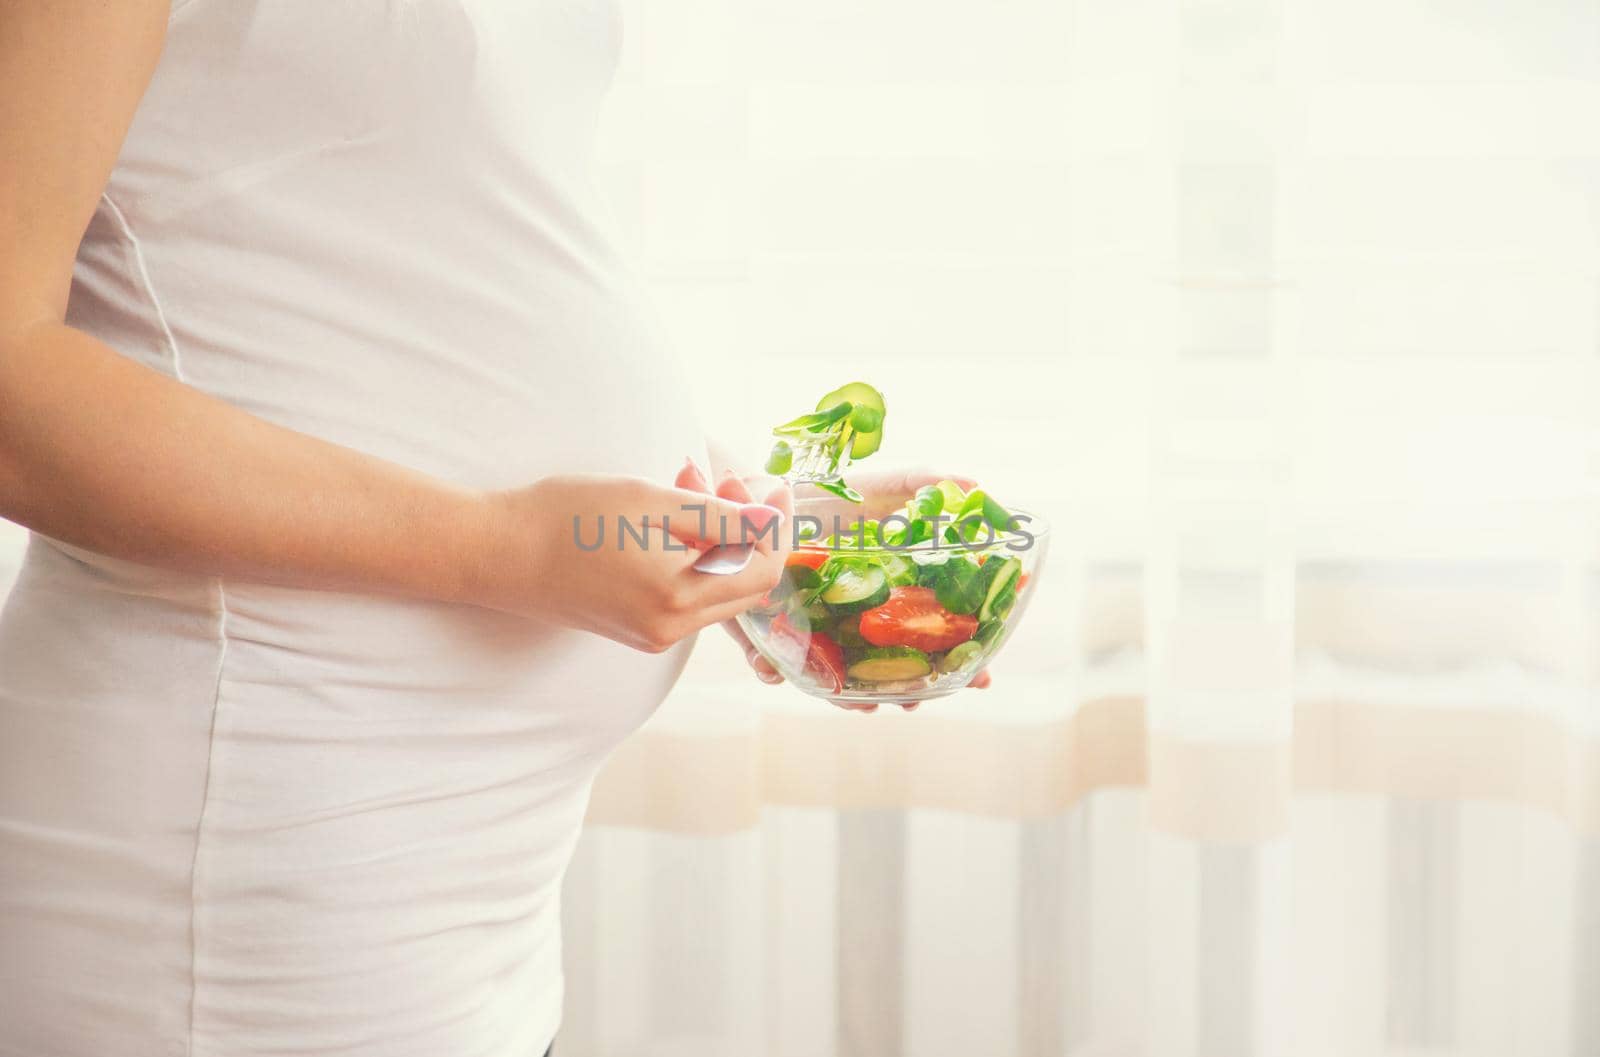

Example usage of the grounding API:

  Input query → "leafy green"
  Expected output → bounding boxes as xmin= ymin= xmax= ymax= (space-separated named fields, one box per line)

xmin=815 ymin=480 xmax=864 ymax=503
xmin=878 ymin=554 xmax=918 ymax=587
xmin=980 ymin=493 xmax=1016 ymax=532
xmin=932 ymin=558 xmax=986 ymax=614
xmin=774 ymin=402 xmax=854 ymax=436
xmin=765 ymin=440 xmax=793 ymax=475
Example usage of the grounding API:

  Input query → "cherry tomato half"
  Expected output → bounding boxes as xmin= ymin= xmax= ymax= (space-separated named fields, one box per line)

xmin=858 ymin=586 xmax=979 ymax=654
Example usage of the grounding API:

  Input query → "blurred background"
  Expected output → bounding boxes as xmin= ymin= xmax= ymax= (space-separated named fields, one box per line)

xmin=6 ymin=0 xmax=1599 ymax=1054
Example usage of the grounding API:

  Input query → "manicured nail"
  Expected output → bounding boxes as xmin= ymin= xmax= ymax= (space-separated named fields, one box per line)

xmin=740 ymin=504 xmax=784 ymax=534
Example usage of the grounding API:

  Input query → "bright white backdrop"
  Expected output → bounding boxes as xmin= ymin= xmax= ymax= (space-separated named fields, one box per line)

xmin=3 ymin=1 xmax=1599 ymax=1055
xmin=559 ymin=1 xmax=1600 ymax=1056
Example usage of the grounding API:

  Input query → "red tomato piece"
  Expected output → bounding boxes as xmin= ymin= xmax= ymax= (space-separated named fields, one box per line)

xmin=858 ymin=586 xmax=979 ymax=653
xmin=802 ymin=634 xmax=846 ymax=693
xmin=769 ymin=613 xmax=846 ymax=693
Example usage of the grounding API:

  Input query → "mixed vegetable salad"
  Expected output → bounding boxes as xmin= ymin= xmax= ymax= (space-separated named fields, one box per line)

xmin=742 ymin=382 xmax=1037 ymax=699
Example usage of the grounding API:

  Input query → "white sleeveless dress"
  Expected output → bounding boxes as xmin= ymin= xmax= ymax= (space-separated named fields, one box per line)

xmin=0 ymin=2 xmax=704 ymax=1054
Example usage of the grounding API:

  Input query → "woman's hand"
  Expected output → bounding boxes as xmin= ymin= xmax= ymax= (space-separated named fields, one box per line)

xmin=671 ymin=459 xmax=797 ymax=685
xmin=469 ymin=474 xmax=791 ymax=654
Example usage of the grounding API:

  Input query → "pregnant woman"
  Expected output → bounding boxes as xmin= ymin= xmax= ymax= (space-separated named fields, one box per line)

xmin=0 ymin=2 xmax=826 ymax=1054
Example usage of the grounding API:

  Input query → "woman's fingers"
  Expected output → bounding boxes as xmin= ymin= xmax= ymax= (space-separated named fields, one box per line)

xmin=715 ymin=469 xmax=753 ymax=503
xmin=721 ymin=618 xmax=782 ymax=684
xmin=655 ymin=484 xmax=783 ymax=553
xmin=762 ymin=480 xmax=794 ymax=514
xmin=687 ymin=556 xmax=785 ymax=612
xmin=675 ymin=457 xmax=711 ymax=493
xmin=761 ymin=481 xmax=794 ymax=557
xmin=971 ymin=669 xmax=992 ymax=689
xmin=716 ymin=471 xmax=792 ymax=556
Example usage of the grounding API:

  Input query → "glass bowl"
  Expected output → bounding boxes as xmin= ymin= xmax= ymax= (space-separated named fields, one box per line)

xmin=736 ymin=500 xmax=1049 ymax=705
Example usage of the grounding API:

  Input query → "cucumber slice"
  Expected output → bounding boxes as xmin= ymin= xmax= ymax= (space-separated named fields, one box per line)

xmin=937 ymin=640 xmax=986 ymax=673
xmin=975 ymin=618 xmax=1005 ymax=648
xmin=816 ymin=382 xmax=884 ymax=458
xmin=848 ymin=646 xmax=932 ymax=683
xmin=877 ymin=554 xmax=917 ymax=587
xmin=849 ymin=429 xmax=883 ymax=459
xmin=978 ymin=556 xmax=1023 ymax=622
xmin=819 ymin=564 xmax=890 ymax=612
xmin=816 ymin=383 xmax=881 ymax=413
xmin=990 ymin=581 xmax=1018 ymax=621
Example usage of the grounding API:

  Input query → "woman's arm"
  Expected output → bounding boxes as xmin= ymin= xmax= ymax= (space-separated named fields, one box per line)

xmin=0 ymin=1 xmax=497 ymax=602
xmin=0 ymin=320 xmax=498 ymax=601
xmin=0 ymin=0 xmax=789 ymax=651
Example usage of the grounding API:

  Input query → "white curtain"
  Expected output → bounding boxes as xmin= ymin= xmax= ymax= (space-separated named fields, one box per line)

xmin=563 ymin=1 xmax=1600 ymax=1055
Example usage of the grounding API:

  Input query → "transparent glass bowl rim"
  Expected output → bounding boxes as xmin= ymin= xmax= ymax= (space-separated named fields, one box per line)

xmin=788 ymin=503 xmax=1050 ymax=556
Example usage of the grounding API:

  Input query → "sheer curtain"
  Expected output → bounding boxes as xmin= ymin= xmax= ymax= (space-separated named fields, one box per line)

xmin=562 ymin=1 xmax=1600 ymax=1055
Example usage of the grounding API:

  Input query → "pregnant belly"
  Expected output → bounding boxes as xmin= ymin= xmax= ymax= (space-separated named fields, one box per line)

xmin=0 ymin=539 xmax=690 ymax=875
xmin=0 ymin=542 xmax=663 ymax=1054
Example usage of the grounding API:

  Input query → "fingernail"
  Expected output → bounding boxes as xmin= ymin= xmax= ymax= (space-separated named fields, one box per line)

xmin=740 ymin=504 xmax=784 ymax=535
